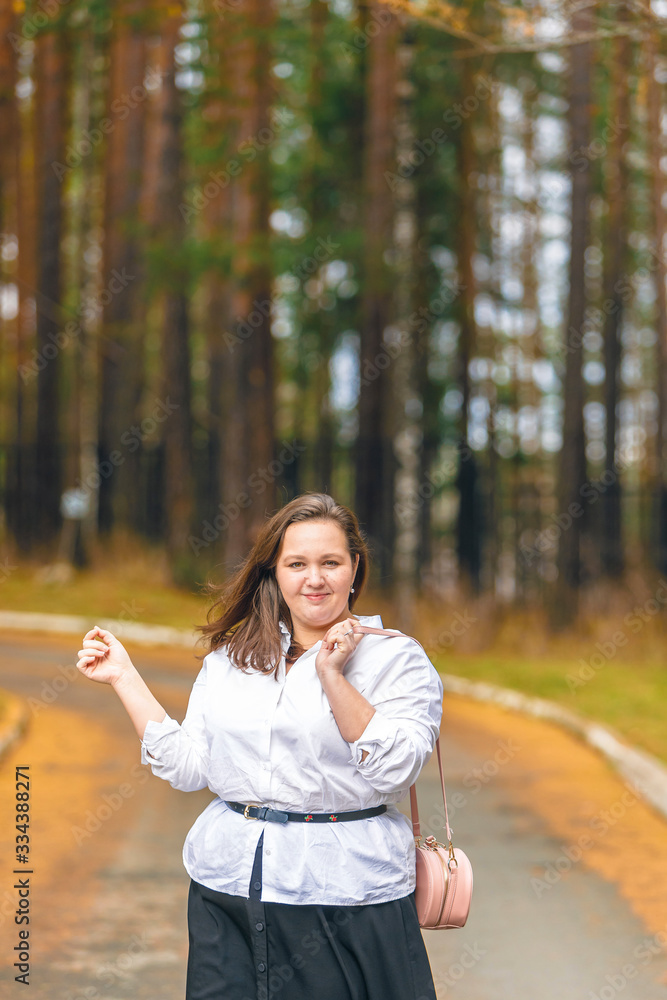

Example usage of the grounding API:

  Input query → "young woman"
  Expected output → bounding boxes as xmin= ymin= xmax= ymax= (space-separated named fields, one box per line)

xmin=76 ymin=492 xmax=443 ymax=1000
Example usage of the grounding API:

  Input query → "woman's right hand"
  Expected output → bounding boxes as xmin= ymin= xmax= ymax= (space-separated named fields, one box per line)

xmin=76 ymin=626 xmax=136 ymax=687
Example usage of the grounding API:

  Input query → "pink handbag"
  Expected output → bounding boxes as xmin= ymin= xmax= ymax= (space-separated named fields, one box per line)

xmin=350 ymin=624 xmax=474 ymax=929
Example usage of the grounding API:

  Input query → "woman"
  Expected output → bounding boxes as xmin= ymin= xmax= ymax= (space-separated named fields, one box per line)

xmin=76 ymin=492 xmax=443 ymax=1000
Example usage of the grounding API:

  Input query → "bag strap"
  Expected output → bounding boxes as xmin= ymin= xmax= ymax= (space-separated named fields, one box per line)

xmin=349 ymin=624 xmax=453 ymax=846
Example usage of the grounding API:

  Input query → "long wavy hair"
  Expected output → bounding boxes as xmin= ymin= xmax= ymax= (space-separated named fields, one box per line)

xmin=195 ymin=492 xmax=370 ymax=676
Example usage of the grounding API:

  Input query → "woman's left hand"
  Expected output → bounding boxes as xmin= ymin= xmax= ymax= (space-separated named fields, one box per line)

xmin=315 ymin=617 xmax=365 ymax=679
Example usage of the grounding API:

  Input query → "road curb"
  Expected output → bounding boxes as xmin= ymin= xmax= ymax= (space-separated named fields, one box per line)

xmin=0 ymin=688 xmax=29 ymax=762
xmin=0 ymin=610 xmax=199 ymax=648
xmin=1 ymin=609 xmax=666 ymax=823
xmin=441 ymin=674 xmax=667 ymax=825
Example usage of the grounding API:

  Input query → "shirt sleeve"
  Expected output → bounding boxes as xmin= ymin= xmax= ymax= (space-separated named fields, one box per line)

xmin=347 ymin=637 xmax=443 ymax=794
xmin=139 ymin=659 xmax=211 ymax=792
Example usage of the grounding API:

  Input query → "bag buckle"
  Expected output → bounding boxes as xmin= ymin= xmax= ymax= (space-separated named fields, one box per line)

xmin=423 ymin=835 xmax=440 ymax=852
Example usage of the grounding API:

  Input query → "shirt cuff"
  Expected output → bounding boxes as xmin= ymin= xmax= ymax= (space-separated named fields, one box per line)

xmin=348 ymin=711 xmax=396 ymax=767
xmin=140 ymin=713 xmax=179 ymax=765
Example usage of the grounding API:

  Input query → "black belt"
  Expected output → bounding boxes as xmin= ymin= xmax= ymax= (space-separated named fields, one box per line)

xmin=225 ymin=801 xmax=387 ymax=824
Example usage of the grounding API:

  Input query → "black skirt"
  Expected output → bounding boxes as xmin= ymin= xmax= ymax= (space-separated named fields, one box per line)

xmin=185 ymin=832 xmax=437 ymax=1000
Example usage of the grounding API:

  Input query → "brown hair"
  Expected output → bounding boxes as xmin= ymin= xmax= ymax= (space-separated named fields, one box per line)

xmin=195 ymin=492 xmax=370 ymax=676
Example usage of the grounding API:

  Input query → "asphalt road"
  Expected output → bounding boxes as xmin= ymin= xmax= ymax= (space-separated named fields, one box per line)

xmin=1 ymin=630 xmax=667 ymax=999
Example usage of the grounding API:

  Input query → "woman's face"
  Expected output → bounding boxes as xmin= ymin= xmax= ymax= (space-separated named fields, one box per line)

xmin=274 ymin=519 xmax=360 ymax=636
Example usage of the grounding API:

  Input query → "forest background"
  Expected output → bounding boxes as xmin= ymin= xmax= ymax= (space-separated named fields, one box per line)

xmin=1 ymin=0 xmax=667 ymax=762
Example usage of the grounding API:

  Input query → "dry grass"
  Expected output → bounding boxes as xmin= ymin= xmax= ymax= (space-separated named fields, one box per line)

xmin=409 ymin=590 xmax=667 ymax=765
xmin=0 ymin=531 xmax=211 ymax=629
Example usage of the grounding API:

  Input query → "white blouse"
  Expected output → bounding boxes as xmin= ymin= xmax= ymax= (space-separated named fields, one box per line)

xmin=140 ymin=612 xmax=444 ymax=906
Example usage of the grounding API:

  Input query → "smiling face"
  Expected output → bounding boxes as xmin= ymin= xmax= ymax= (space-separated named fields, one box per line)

xmin=274 ymin=519 xmax=360 ymax=644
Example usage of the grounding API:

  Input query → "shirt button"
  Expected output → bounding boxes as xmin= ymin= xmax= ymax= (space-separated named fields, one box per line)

xmin=255 ymin=921 xmax=264 ymax=932
xmin=258 ymin=962 xmax=266 ymax=973
xmin=265 ymin=848 xmax=271 ymax=856
xmin=253 ymin=880 xmax=261 ymax=892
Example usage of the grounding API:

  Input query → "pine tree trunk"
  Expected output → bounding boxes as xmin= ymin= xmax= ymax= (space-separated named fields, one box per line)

xmin=153 ymin=8 xmax=195 ymax=583
xmin=391 ymin=34 xmax=421 ymax=630
xmin=601 ymin=7 xmax=630 ymax=580
xmin=647 ymin=28 xmax=667 ymax=575
xmin=0 ymin=2 xmax=23 ymax=548
xmin=97 ymin=0 xmax=147 ymax=536
xmin=219 ymin=0 xmax=276 ymax=570
xmin=12 ymin=23 xmax=38 ymax=552
xmin=199 ymin=11 xmax=235 ymax=552
xmin=455 ymin=57 xmax=482 ymax=595
xmin=517 ymin=81 xmax=543 ymax=604
xmin=33 ymin=27 xmax=70 ymax=549
xmin=413 ymin=190 xmax=439 ymax=595
xmin=355 ymin=1 xmax=400 ymax=586
xmin=552 ymin=4 xmax=593 ymax=629
xmin=309 ymin=0 xmax=335 ymax=498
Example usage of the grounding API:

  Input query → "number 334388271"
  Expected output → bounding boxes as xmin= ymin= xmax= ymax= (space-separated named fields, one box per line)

xmin=15 ymin=767 xmax=30 ymax=862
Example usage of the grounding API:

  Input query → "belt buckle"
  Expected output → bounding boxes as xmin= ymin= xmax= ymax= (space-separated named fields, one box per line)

xmin=243 ymin=804 xmax=259 ymax=820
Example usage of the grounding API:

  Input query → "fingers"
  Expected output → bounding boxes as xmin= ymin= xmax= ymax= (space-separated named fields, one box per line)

xmin=78 ymin=640 xmax=108 ymax=656
xmin=77 ymin=649 xmax=104 ymax=661
xmin=324 ymin=618 xmax=363 ymax=648
xmin=77 ymin=627 xmax=118 ymax=678
xmin=93 ymin=627 xmax=113 ymax=640
xmin=84 ymin=626 xmax=113 ymax=642
xmin=77 ymin=635 xmax=111 ymax=665
xmin=343 ymin=618 xmax=362 ymax=640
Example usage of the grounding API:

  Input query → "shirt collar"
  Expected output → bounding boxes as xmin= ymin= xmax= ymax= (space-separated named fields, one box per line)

xmin=279 ymin=613 xmax=383 ymax=640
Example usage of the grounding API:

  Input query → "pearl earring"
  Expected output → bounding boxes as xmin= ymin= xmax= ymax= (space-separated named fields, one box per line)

xmin=350 ymin=587 xmax=355 ymax=593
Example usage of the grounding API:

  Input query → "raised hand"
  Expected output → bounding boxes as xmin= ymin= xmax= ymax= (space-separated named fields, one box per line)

xmin=76 ymin=626 xmax=136 ymax=687
xmin=315 ymin=616 xmax=365 ymax=679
